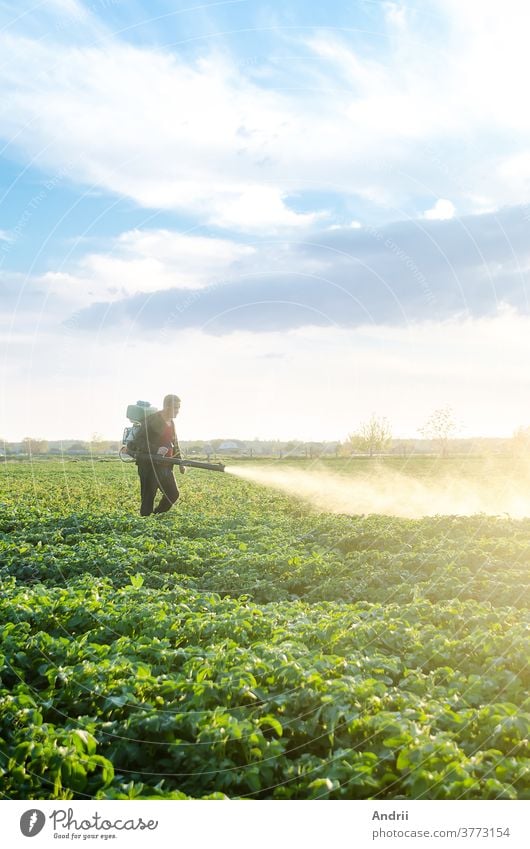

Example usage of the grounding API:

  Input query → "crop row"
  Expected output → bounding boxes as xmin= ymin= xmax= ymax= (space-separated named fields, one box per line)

xmin=0 ymin=461 xmax=528 ymax=799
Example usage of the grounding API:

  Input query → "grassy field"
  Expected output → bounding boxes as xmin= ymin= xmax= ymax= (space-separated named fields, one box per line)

xmin=0 ymin=457 xmax=528 ymax=799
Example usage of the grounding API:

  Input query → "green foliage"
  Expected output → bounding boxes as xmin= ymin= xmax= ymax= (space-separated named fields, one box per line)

xmin=0 ymin=460 xmax=528 ymax=799
xmin=347 ymin=415 xmax=392 ymax=457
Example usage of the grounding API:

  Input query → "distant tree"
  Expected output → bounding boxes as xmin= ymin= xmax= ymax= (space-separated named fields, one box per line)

xmin=511 ymin=425 xmax=530 ymax=456
xmin=420 ymin=407 xmax=458 ymax=457
xmin=393 ymin=439 xmax=414 ymax=458
xmin=67 ymin=441 xmax=89 ymax=454
xmin=22 ymin=437 xmax=49 ymax=456
xmin=284 ymin=441 xmax=301 ymax=457
xmin=90 ymin=433 xmax=113 ymax=454
xmin=347 ymin=415 xmax=392 ymax=457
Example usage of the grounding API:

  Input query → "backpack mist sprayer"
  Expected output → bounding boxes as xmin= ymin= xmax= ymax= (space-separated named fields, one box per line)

xmin=119 ymin=400 xmax=225 ymax=472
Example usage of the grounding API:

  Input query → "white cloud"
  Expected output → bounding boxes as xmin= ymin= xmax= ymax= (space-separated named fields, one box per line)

xmin=384 ymin=2 xmax=408 ymax=31
xmin=498 ymin=152 xmax=530 ymax=190
xmin=2 ymin=2 xmax=530 ymax=228
xmin=47 ymin=0 xmax=90 ymax=18
xmin=464 ymin=194 xmax=497 ymax=215
xmin=0 ymin=34 xmax=325 ymax=231
xmin=327 ymin=220 xmax=362 ymax=231
xmin=10 ymin=202 xmax=530 ymax=332
xmin=423 ymin=199 xmax=456 ymax=220
xmin=39 ymin=229 xmax=256 ymax=306
xmin=209 ymin=186 xmax=326 ymax=232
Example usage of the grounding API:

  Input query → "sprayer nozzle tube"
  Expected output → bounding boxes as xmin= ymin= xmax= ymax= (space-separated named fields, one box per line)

xmin=135 ymin=453 xmax=225 ymax=472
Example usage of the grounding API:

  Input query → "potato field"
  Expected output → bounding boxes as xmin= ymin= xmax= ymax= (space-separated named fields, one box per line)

xmin=0 ymin=458 xmax=529 ymax=799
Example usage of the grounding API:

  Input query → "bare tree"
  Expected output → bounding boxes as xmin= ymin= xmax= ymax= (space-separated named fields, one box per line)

xmin=511 ymin=425 xmax=530 ymax=457
xmin=21 ymin=437 xmax=49 ymax=456
xmin=420 ymin=407 xmax=458 ymax=457
xmin=347 ymin=415 xmax=392 ymax=458
xmin=90 ymin=432 xmax=113 ymax=454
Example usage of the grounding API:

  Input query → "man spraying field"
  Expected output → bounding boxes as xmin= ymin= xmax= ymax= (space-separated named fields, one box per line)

xmin=121 ymin=393 xmax=225 ymax=516
xmin=133 ymin=394 xmax=185 ymax=516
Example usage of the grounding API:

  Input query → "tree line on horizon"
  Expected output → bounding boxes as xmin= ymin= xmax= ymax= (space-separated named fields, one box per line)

xmin=2 ymin=407 xmax=530 ymax=459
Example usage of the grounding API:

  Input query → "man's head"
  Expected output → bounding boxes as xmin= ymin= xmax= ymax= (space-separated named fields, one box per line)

xmin=163 ymin=394 xmax=181 ymax=418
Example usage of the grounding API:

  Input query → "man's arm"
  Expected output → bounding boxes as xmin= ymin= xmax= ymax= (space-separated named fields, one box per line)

xmin=172 ymin=425 xmax=182 ymax=460
xmin=172 ymin=423 xmax=185 ymax=472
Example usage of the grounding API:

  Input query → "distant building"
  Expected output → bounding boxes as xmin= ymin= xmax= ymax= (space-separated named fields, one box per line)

xmin=218 ymin=440 xmax=247 ymax=454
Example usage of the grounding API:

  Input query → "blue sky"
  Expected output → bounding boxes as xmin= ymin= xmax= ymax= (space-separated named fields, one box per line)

xmin=2 ymin=0 xmax=530 ymax=440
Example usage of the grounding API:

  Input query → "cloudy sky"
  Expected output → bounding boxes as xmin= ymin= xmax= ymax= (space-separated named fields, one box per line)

xmin=2 ymin=0 xmax=530 ymax=441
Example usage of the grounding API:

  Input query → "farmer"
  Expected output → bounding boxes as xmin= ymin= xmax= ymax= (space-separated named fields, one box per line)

xmin=135 ymin=394 xmax=186 ymax=516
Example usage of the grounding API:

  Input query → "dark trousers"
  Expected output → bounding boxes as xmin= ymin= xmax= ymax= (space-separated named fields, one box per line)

xmin=137 ymin=460 xmax=179 ymax=516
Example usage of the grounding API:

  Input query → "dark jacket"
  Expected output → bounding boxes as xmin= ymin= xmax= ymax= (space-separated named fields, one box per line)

xmin=135 ymin=412 xmax=182 ymax=459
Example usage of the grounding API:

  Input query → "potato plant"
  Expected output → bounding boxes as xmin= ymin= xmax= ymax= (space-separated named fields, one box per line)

xmin=0 ymin=460 xmax=528 ymax=799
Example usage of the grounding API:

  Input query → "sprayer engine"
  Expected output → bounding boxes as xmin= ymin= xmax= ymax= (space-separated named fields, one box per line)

xmin=120 ymin=400 xmax=158 ymax=461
